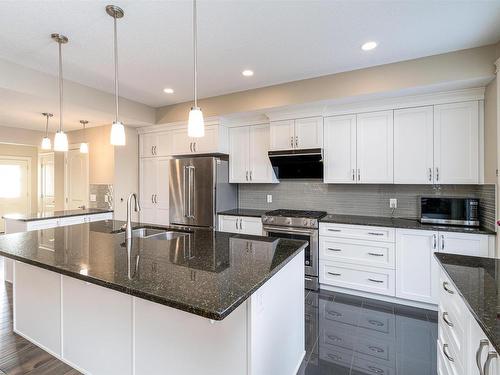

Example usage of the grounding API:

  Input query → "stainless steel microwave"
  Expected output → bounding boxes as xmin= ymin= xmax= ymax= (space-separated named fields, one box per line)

xmin=420 ymin=197 xmax=479 ymax=227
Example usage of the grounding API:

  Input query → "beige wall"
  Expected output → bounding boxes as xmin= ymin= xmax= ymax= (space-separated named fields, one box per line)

xmin=157 ymin=44 xmax=497 ymax=123
xmin=0 ymin=124 xmax=48 ymax=146
xmin=0 ymin=143 xmax=38 ymax=211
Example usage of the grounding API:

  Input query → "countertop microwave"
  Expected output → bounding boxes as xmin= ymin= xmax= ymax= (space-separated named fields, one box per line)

xmin=420 ymin=197 xmax=479 ymax=227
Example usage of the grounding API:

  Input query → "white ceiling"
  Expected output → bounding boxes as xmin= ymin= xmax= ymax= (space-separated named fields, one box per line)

xmin=0 ymin=0 xmax=499 ymax=109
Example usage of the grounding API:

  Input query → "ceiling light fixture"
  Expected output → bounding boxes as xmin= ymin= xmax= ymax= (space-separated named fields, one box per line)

xmin=51 ymin=33 xmax=69 ymax=152
xmin=106 ymin=4 xmax=126 ymax=146
xmin=242 ymin=70 xmax=254 ymax=77
xmin=41 ymin=112 xmax=53 ymax=150
xmin=187 ymin=0 xmax=204 ymax=138
xmin=79 ymin=120 xmax=89 ymax=154
xmin=361 ymin=41 xmax=377 ymax=51
xmin=163 ymin=88 xmax=174 ymax=94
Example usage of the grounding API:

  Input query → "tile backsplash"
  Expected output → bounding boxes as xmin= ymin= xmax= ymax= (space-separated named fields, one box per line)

xmin=89 ymin=184 xmax=113 ymax=210
xmin=239 ymin=182 xmax=497 ymax=231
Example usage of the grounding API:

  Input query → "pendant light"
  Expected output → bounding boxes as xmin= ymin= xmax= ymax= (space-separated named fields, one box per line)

xmin=41 ymin=112 xmax=53 ymax=150
xmin=188 ymin=0 xmax=204 ymax=138
xmin=106 ymin=5 xmax=126 ymax=146
xmin=52 ymin=33 xmax=69 ymax=152
xmin=79 ymin=120 xmax=89 ymax=154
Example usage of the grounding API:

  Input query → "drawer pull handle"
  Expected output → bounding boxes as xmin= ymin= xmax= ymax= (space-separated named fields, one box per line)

xmin=328 ymin=248 xmax=342 ymax=252
xmin=442 ymin=281 xmax=454 ymax=294
xmin=442 ymin=343 xmax=454 ymax=362
xmin=476 ymin=339 xmax=489 ymax=374
xmin=367 ymin=365 xmax=384 ymax=374
xmin=368 ymin=319 xmax=384 ymax=327
xmin=368 ymin=232 xmax=384 ymax=236
xmin=368 ymin=278 xmax=384 ymax=283
xmin=326 ymin=334 xmax=342 ymax=342
xmin=327 ymin=353 xmax=342 ymax=361
xmin=368 ymin=345 xmax=384 ymax=353
xmin=328 ymin=272 xmax=341 ymax=276
xmin=327 ymin=229 xmax=341 ymax=232
xmin=327 ymin=310 xmax=342 ymax=318
xmin=484 ymin=350 xmax=497 ymax=375
xmin=368 ymin=252 xmax=384 ymax=257
xmin=442 ymin=312 xmax=454 ymax=327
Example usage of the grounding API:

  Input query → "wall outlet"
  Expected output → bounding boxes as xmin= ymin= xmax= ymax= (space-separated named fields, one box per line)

xmin=389 ymin=198 xmax=397 ymax=209
xmin=89 ymin=194 xmax=97 ymax=202
xmin=267 ymin=194 xmax=272 ymax=203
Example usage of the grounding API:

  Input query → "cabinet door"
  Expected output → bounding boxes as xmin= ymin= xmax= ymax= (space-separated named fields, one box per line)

xmin=218 ymin=215 xmax=240 ymax=233
xmin=269 ymin=120 xmax=295 ymax=151
xmin=439 ymin=232 xmax=489 ymax=257
xmin=323 ymin=115 xmax=357 ymax=183
xmin=229 ymin=126 xmax=250 ymax=183
xmin=434 ymin=102 xmax=479 ymax=184
xmin=191 ymin=125 xmax=218 ymax=153
xmin=156 ymin=132 xmax=172 ymax=156
xmin=140 ymin=158 xmax=158 ymax=214
xmin=396 ymin=229 xmax=439 ymax=304
xmin=170 ymin=129 xmax=192 ymax=155
xmin=140 ymin=133 xmax=157 ymax=157
xmin=240 ymin=217 xmax=263 ymax=235
xmin=294 ymin=117 xmax=323 ymax=149
xmin=249 ymin=124 xmax=275 ymax=183
xmin=356 ymin=111 xmax=394 ymax=183
xmin=394 ymin=106 xmax=434 ymax=184
xmin=155 ymin=157 xmax=170 ymax=225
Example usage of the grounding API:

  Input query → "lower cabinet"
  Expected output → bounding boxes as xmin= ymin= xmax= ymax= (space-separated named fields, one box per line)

xmin=218 ymin=215 xmax=263 ymax=235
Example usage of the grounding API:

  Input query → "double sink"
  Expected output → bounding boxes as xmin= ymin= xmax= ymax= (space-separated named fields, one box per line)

xmin=131 ymin=228 xmax=189 ymax=241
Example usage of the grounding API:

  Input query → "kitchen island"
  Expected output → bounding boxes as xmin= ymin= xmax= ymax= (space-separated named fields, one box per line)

xmin=0 ymin=220 xmax=306 ymax=375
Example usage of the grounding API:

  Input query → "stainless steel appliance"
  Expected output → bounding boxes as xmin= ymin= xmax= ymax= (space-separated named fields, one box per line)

xmin=268 ymin=148 xmax=323 ymax=179
xmin=169 ymin=156 xmax=237 ymax=229
xmin=420 ymin=196 xmax=480 ymax=227
xmin=262 ymin=209 xmax=327 ymax=290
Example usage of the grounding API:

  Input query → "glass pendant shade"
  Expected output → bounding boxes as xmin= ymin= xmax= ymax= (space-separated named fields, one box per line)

xmin=110 ymin=121 xmax=126 ymax=146
xmin=80 ymin=142 xmax=89 ymax=154
xmin=188 ymin=107 xmax=204 ymax=138
xmin=54 ymin=130 xmax=68 ymax=152
xmin=41 ymin=137 xmax=51 ymax=150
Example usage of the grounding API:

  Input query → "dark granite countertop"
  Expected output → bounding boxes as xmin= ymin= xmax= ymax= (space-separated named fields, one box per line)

xmin=2 ymin=208 xmax=113 ymax=222
xmin=0 ymin=220 xmax=306 ymax=320
xmin=320 ymin=214 xmax=496 ymax=235
xmin=435 ymin=253 xmax=500 ymax=353
xmin=218 ymin=209 xmax=268 ymax=218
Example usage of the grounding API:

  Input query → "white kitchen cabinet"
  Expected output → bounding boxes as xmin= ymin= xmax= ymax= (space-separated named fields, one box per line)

xmin=139 ymin=157 xmax=169 ymax=225
xmin=434 ymin=101 xmax=479 ymax=184
xmin=169 ymin=124 xmax=228 ymax=156
xmin=356 ymin=110 xmax=394 ymax=183
xmin=323 ymin=115 xmax=357 ymax=183
xmin=439 ymin=231 xmax=490 ymax=257
xmin=467 ymin=316 xmax=498 ymax=375
xmin=395 ymin=229 xmax=439 ymax=304
xmin=269 ymin=117 xmax=322 ymax=151
xmin=139 ymin=132 xmax=171 ymax=157
xmin=218 ymin=215 xmax=263 ymax=235
xmin=394 ymin=106 xmax=434 ymax=184
xmin=229 ymin=124 xmax=276 ymax=183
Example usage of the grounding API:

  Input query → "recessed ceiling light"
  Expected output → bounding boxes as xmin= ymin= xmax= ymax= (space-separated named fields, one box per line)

xmin=242 ymin=70 xmax=254 ymax=77
xmin=163 ymin=88 xmax=174 ymax=94
xmin=361 ymin=41 xmax=377 ymax=51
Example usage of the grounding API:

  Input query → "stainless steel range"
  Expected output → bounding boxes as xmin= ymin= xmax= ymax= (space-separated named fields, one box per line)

xmin=262 ymin=209 xmax=327 ymax=291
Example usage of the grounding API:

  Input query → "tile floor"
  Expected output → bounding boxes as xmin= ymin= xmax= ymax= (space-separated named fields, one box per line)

xmin=298 ymin=288 xmax=438 ymax=375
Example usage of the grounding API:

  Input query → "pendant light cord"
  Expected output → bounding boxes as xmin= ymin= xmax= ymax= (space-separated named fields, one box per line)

xmin=193 ymin=0 xmax=198 ymax=108
xmin=45 ymin=114 xmax=49 ymax=137
xmin=58 ymin=41 xmax=63 ymax=132
xmin=113 ymin=16 xmax=119 ymax=123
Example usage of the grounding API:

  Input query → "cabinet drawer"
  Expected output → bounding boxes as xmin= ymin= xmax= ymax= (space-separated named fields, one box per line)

xmin=319 ymin=261 xmax=395 ymax=296
xmin=439 ymin=271 xmax=467 ymax=330
xmin=437 ymin=336 xmax=463 ymax=375
xmin=320 ymin=223 xmax=395 ymax=243
xmin=438 ymin=305 xmax=466 ymax=366
xmin=27 ymin=219 xmax=59 ymax=230
xmin=319 ymin=237 xmax=395 ymax=269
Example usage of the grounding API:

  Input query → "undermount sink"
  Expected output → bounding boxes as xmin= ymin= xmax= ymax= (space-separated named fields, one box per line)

xmin=132 ymin=228 xmax=188 ymax=240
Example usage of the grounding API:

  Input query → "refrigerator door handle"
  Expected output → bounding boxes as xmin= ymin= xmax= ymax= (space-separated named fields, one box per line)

xmin=183 ymin=166 xmax=189 ymax=217
xmin=189 ymin=166 xmax=195 ymax=218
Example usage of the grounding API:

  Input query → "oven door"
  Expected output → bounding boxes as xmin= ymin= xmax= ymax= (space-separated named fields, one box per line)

xmin=262 ymin=225 xmax=318 ymax=278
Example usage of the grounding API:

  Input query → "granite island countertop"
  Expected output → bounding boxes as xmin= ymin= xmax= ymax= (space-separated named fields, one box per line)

xmin=320 ymin=214 xmax=496 ymax=235
xmin=2 ymin=208 xmax=113 ymax=222
xmin=0 ymin=220 xmax=307 ymax=320
xmin=435 ymin=253 xmax=500 ymax=353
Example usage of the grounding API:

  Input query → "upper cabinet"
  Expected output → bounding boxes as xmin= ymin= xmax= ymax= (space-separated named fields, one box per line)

xmin=269 ymin=117 xmax=323 ymax=151
xmin=139 ymin=132 xmax=172 ymax=157
xmin=394 ymin=106 xmax=434 ymax=184
xmin=229 ymin=124 xmax=276 ymax=183
xmin=434 ymin=101 xmax=479 ymax=184
xmin=324 ymin=111 xmax=393 ymax=184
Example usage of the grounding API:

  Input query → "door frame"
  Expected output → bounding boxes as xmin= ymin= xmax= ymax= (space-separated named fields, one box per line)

xmin=64 ymin=144 xmax=89 ymax=210
xmin=38 ymin=152 xmax=55 ymax=213
xmin=0 ymin=155 xmax=32 ymax=215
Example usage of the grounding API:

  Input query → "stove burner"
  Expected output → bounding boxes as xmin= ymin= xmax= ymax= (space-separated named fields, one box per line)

xmin=265 ymin=209 xmax=327 ymax=219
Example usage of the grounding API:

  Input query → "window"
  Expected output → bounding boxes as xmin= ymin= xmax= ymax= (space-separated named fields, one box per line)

xmin=0 ymin=164 xmax=22 ymax=198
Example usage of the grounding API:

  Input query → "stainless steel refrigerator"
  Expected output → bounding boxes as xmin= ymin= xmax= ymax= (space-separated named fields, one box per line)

xmin=169 ymin=156 xmax=237 ymax=229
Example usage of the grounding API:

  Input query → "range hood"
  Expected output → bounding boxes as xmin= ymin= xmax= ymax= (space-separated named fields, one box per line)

xmin=268 ymin=148 xmax=323 ymax=179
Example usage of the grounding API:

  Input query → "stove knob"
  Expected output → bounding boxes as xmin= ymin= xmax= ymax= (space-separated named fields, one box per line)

xmin=269 ymin=217 xmax=274 ymax=223
xmin=303 ymin=219 xmax=308 ymax=227
xmin=286 ymin=218 xmax=292 ymax=225
xmin=309 ymin=219 xmax=315 ymax=227
xmin=262 ymin=216 xmax=268 ymax=223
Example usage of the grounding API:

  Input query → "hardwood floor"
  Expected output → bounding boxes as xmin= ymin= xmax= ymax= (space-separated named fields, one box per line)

xmin=0 ymin=259 xmax=79 ymax=375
